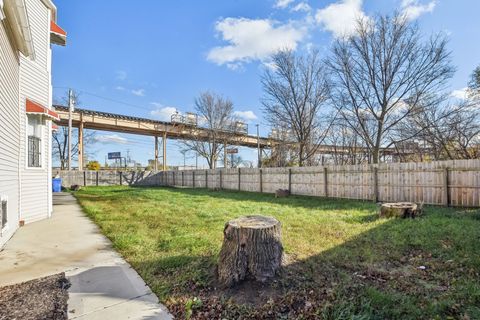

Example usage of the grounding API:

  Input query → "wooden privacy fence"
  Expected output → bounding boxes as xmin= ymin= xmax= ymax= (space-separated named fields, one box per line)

xmin=56 ymin=159 xmax=480 ymax=207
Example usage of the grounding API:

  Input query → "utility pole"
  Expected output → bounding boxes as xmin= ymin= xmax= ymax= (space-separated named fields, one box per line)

xmin=180 ymin=150 xmax=187 ymax=169
xmin=224 ymin=143 xmax=227 ymax=168
xmin=256 ymin=124 xmax=261 ymax=168
xmin=67 ymin=89 xmax=74 ymax=171
xmin=195 ymin=152 xmax=198 ymax=169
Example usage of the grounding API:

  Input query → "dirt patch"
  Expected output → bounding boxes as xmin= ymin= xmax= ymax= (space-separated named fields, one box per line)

xmin=0 ymin=273 xmax=70 ymax=320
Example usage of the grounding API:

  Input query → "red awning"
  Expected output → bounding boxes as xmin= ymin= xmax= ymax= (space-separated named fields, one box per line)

xmin=50 ymin=20 xmax=67 ymax=46
xmin=26 ymin=99 xmax=60 ymax=121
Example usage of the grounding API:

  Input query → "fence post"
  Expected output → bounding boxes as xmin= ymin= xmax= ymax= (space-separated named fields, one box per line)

xmin=259 ymin=169 xmax=263 ymax=193
xmin=83 ymin=171 xmax=87 ymax=187
xmin=238 ymin=168 xmax=241 ymax=191
xmin=182 ymin=171 xmax=184 ymax=186
xmin=173 ymin=171 xmax=176 ymax=186
xmin=323 ymin=167 xmax=328 ymax=197
xmin=205 ymin=170 xmax=208 ymax=188
xmin=192 ymin=171 xmax=196 ymax=188
xmin=372 ymin=167 xmax=379 ymax=203
xmin=220 ymin=170 xmax=223 ymax=189
xmin=288 ymin=168 xmax=292 ymax=192
xmin=443 ymin=167 xmax=450 ymax=207
xmin=96 ymin=171 xmax=99 ymax=186
xmin=119 ymin=171 xmax=123 ymax=185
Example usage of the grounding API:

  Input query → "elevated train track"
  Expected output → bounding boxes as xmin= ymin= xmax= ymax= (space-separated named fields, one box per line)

xmin=53 ymin=105 xmax=273 ymax=170
xmin=53 ymin=105 xmax=410 ymax=169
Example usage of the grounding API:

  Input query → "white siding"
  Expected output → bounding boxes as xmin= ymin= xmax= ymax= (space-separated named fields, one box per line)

xmin=0 ymin=19 xmax=21 ymax=247
xmin=19 ymin=0 xmax=52 ymax=223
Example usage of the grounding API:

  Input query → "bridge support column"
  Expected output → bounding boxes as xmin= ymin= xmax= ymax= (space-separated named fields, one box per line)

xmin=78 ymin=120 xmax=84 ymax=170
xmin=162 ymin=132 xmax=167 ymax=171
xmin=154 ymin=136 xmax=159 ymax=171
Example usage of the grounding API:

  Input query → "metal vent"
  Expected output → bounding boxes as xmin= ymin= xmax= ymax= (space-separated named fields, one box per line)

xmin=1 ymin=199 xmax=7 ymax=230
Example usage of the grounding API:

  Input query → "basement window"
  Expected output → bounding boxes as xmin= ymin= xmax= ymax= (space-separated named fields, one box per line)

xmin=1 ymin=199 xmax=7 ymax=231
xmin=27 ymin=115 xmax=42 ymax=168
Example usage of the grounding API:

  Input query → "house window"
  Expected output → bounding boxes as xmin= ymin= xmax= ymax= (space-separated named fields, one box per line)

xmin=1 ymin=200 xmax=6 ymax=230
xmin=27 ymin=115 xmax=42 ymax=167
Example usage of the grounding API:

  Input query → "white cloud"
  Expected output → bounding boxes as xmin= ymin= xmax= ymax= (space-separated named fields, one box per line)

xmin=94 ymin=134 xmax=129 ymax=144
xmin=401 ymin=0 xmax=436 ymax=21
xmin=234 ymin=110 xmax=258 ymax=121
xmin=150 ymin=104 xmax=177 ymax=121
xmin=115 ymin=70 xmax=127 ymax=81
xmin=292 ymin=2 xmax=311 ymax=12
xmin=131 ymin=89 xmax=145 ymax=97
xmin=315 ymin=0 xmax=369 ymax=38
xmin=207 ymin=17 xmax=306 ymax=67
xmin=115 ymin=86 xmax=125 ymax=91
xmin=274 ymin=0 xmax=294 ymax=9
xmin=451 ymin=87 xmax=468 ymax=100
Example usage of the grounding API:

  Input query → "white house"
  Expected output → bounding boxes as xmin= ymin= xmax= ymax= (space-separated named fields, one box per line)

xmin=0 ymin=0 xmax=66 ymax=248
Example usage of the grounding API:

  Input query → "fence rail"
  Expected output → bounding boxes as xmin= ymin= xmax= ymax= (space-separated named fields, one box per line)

xmin=56 ymin=159 xmax=480 ymax=207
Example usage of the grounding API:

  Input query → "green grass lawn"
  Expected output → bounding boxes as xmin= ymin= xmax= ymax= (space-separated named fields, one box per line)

xmin=74 ymin=186 xmax=480 ymax=319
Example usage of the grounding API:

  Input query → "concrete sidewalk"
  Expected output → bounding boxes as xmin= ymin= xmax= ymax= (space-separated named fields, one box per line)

xmin=0 ymin=193 xmax=172 ymax=320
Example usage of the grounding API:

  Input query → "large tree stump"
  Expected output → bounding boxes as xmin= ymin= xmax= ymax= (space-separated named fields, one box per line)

xmin=379 ymin=202 xmax=421 ymax=218
xmin=217 ymin=215 xmax=283 ymax=287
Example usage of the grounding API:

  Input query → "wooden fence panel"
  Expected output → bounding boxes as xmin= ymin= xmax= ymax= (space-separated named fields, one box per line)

xmin=56 ymin=159 xmax=480 ymax=207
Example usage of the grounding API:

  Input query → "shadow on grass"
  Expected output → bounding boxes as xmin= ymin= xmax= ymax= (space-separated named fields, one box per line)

xmin=135 ymin=185 xmax=379 ymax=213
xmin=132 ymin=204 xmax=480 ymax=319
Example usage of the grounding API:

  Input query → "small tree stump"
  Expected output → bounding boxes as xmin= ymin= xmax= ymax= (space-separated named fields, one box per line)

xmin=217 ymin=215 xmax=283 ymax=287
xmin=379 ymin=202 xmax=420 ymax=218
xmin=275 ymin=189 xmax=290 ymax=198
xmin=70 ymin=184 xmax=81 ymax=191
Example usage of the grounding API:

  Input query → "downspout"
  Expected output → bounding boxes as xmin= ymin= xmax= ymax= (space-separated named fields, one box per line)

xmin=3 ymin=0 xmax=35 ymax=58
xmin=0 ymin=0 xmax=5 ymax=20
xmin=13 ymin=0 xmax=34 ymax=59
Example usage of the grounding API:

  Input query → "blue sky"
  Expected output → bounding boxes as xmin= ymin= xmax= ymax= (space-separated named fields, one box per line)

xmin=51 ymin=0 xmax=480 ymax=168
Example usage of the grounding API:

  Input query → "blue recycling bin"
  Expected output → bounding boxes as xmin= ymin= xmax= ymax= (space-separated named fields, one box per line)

xmin=52 ymin=178 xmax=62 ymax=192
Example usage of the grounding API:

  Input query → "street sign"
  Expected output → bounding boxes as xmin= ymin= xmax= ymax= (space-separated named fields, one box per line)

xmin=108 ymin=152 xmax=121 ymax=159
xmin=226 ymin=148 xmax=238 ymax=154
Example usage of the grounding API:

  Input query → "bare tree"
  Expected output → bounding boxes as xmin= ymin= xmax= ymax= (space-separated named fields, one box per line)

xmin=219 ymin=153 xmax=252 ymax=168
xmin=262 ymin=125 xmax=299 ymax=167
xmin=262 ymin=49 xmax=331 ymax=167
xmin=324 ymin=118 xmax=369 ymax=165
xmin=52 ymin=90 xmax=95 ymax=169
xmin=399 ymin=100 xmax=480 ymax=160
xmin=180 ymin=92 xmax=236 ymax=169
xmin=469 ymin=65 xmax=480 ymax=93
xmin=327 ymin=13 xmax=455 ymax=163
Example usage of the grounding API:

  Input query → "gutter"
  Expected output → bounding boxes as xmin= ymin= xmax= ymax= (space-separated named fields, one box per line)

xmin=3 ymin=0 xmax=35 ymax=58
xmin=0 ymin=0 xmax=5 ymax=20
xmin=40 ymin=0 xmax=56 ymax=21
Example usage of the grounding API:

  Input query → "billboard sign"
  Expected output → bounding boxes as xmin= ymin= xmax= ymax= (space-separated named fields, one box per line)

xmin=108 ymin=152 xmax=122 ymax=159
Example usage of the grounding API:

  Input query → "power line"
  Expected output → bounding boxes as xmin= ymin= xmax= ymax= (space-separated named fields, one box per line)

xmin=53 ymin=86 xmax=153 ymax=111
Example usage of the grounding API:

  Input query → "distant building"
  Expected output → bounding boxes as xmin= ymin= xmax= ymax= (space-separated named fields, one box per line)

xmin=148 ymin=159 xmax=161 ymax=169
xmin=0 ymin=0 xmax=66 ymax=247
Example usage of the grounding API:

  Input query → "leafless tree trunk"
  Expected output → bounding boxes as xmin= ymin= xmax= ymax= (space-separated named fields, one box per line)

xmin=327 ymin=13 xmax=454 ymax=164
xmin=262 ymin=49 xmax=331 ymax=167
xmin=180 ymin=92 xmax=236 ymax=169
